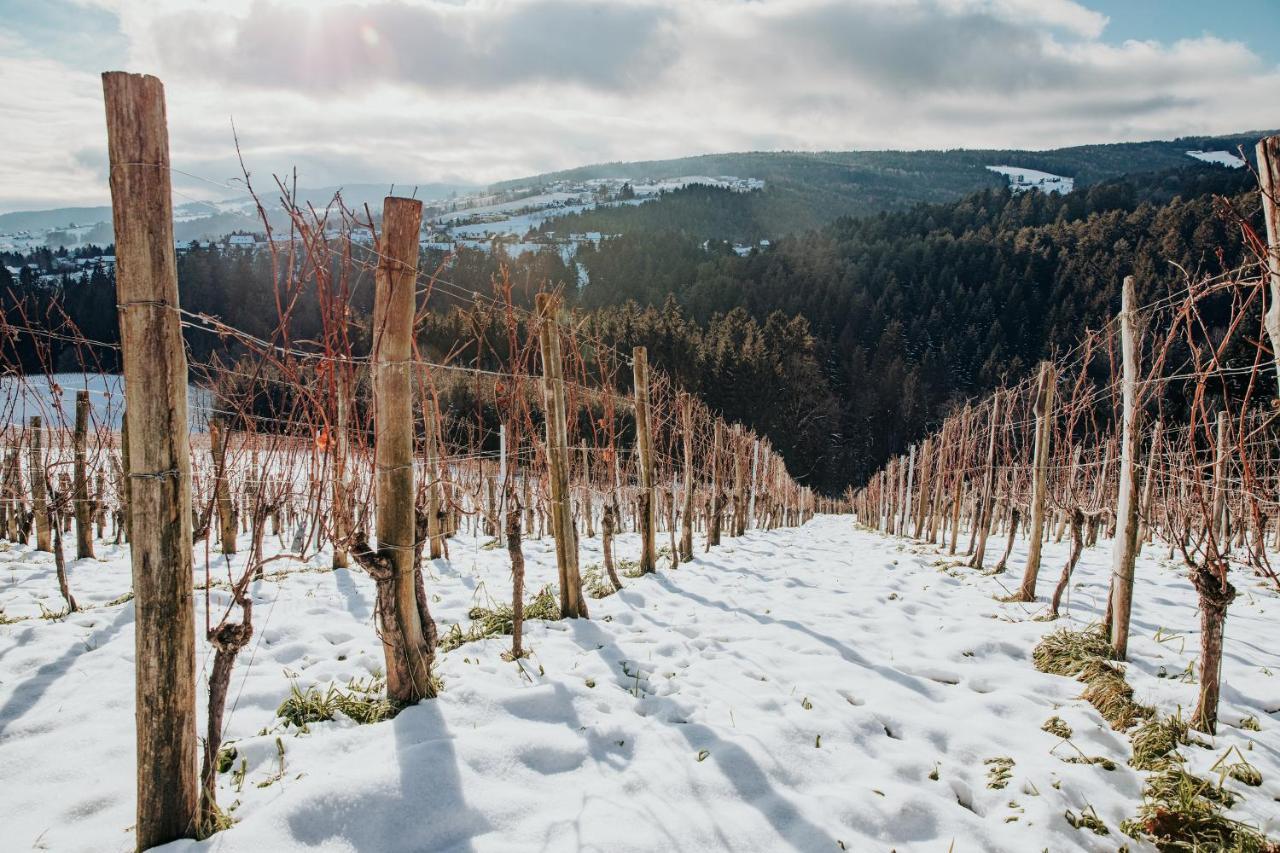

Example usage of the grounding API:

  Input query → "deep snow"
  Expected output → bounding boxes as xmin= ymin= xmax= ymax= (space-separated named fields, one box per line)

xmin=1 ymin=517 xmax=1277 ymax=851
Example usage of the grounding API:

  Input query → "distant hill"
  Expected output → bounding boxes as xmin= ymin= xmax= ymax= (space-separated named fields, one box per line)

xmin=0 ymin=206 xmax=114 ymax=233
xmin=495 ymin=132 xmax=1272 ymax=235
xmin=0 ymin=182 xmax=478 ymax=249
xmin=3 ymin=133 xmax=1271 ymax=248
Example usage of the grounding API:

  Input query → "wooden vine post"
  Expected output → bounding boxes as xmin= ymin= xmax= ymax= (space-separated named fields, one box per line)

xmin=708 ymin=421 xmax=723 ymax=548
xmin=425 ymin=396 xmax=444 ymax=560
xmin=731 ymin=427 xmax=747 ymax=537
xmin=30 ymin=416 xmax=51 ymax=552
xmin=331 ymin=366 xmax=350 ymax=569
xmin=678 ymin=392 xmax=694 ymax=562
xmin=536 ymin=293 xmax=588 ymax=618
xmin=633 ymin=346 xmax=657 ymax=573
xmin=1109 ymin=275 xmax=1141 ymax=659
xmin=969 ymin=392 xmax=1002 ymax=569
xmin=1016 ymin=361 xmax=1055 ymax=600
xmin=73 ymin=390 xmax=94 ymax=559
xmin=368 ymin=195 xmax=436 ymax=702
xmin=1192 ymin=406 xmax=1238 ymax=733
xmin=902 ymin=443 xmax=915 ymax=536
xmin=210 ymin=419 xmax=236 ymax=555
xmin=103 ymin=71 xmax=198 ymax=850
xmin=1257 ymin=136 xmax=1280 ymax=396
xmin=948 ymin=405 xmax=970 ymax=554
xmin=1211 ymin=410 xmax=1229 ymax=549
xmin=1136 ymin=420 xmax=1162 ymax=556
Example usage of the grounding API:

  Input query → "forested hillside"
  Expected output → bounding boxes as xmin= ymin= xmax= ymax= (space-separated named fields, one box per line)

xmin=562 ymin=164 xmax=1259 ymax=488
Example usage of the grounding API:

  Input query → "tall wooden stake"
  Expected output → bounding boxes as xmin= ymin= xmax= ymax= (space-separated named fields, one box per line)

xmin=969 ymin=392 xmax=1002 ymax=569
xmin=425 ymin=396 xmax=444 ymax=560
xmin=679 ymin=392 xmax=694 ymax=562
xmin=1109 ymin=275 xmax=1141 ymax=659
xmin=210 ymin=419 xmax=236 ymax=555
xmin=1136 ymin=420 xmax=1162 ymax=556
xmin=902 ymin=444 xmax=915 ymax=537
xmin=1017 ymin=361 xmax=1055 ymax=600
xmin=633 ymin=347 xmax=656 ymax=573
xmin=103 ymin=71 xmax=198 ymax=850
xmin=536 ymin=293 xmax=588 ymax=617
xmin=708 ymin=421 xmax=723 ymax=548
xmin=73 ymin=390 xmax=94 ymax=559
xmin=30 ymin=416 xmax=51 ymax=552
xmin=331 ymin=365 xmax=350 ymax=569
xmin=370 ymin=195 xmax=436 ymax=702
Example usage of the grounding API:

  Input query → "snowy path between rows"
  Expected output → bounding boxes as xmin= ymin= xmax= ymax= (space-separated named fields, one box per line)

xmin=1 ymin=517 xmax=1278 ymax=851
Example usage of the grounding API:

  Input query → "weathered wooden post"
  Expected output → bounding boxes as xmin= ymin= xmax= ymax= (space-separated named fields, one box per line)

xmin=424 ymin=396 xmax=444 ymax=560
xmin=103 ymin=70 xmax=198 ymax=850
xmin=928 ymin=426 xmax=947 ymax=543
xmin=632 ymin=346 xmax=657 ymax=572
xmin=913 ymin=437 xmax=931 ymax=539
xmin=1016 ymin=361 xmax=1055 ymax=600
xmin=1136 ymin=420 xmax=1162 ymax=556
xmin=210 ymin=419 xmax=237 ymax=555
xmin=707 ymin=420 xmax=724 ymax=548
xmin=0 ymin=442 xmax=9 ymax=539
xmin=506 ymin=484 xmax=527 ymax=659
xmin=536 ymin=293 xmax=588 ymax=618
xmin=496 ymin=423 xmax=507 ymax=547
xmin=118 ymin=409 xmax=131 ymax=543
xmin=331 ymin=367 xmax=350 ymax=569
xmin=30 ymin=416 xmax=51 ymax=552
xmin=948 ymin=407 xmax=970 ymax=554
xmin=73 ymin=390 xmax=94 ymax=559
xmin=2 ymin=445 xmax=19 ymax=543
xmin=95 ymin=470 xmax=107 ymax=540
xmin=735 ymin=429 xmax=751 ymax=536
xmin=901 ymin=443 xmax=915 ymax=537
xmin=1211 ymin=410 xmax=1230 ymax=551
xmin=969 ymin=392 xmax=1002 ymax=569
xmin=1109 ymin=275 xmax=1142 ymax=659
xmin=679 ymin=392 xmax=694 ymax=562
xmin=367 ymin=195 xmax=437 ymax=701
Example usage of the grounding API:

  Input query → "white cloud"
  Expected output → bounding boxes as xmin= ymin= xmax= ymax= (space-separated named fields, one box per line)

xmin=0 ymin=34 xmax=111 ymax=211
xmin=1 ymin=0 xmax=1277 ymax=211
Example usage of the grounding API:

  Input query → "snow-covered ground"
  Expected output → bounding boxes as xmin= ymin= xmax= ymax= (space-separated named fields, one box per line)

xmin=0 ymin=373 xmax=213 ymax=431
xmin=1 ymin=517 xmax=1277 ymax=851
xmin=1187 ymin=150 xmax=1247 ymax=169
xmin=445 ymin=204 xmax=598 ymax=238
xmin=987 ymin=166 xmax=1075 ymax=195
xmin=442 ymin=176 xmax=760 ymax=240
xmin=629 ymin=176 xmax=765 ymax=196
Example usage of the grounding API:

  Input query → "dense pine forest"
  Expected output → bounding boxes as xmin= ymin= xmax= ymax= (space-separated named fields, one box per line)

xmin=1 ymin=162 xmax=1258 ymax=493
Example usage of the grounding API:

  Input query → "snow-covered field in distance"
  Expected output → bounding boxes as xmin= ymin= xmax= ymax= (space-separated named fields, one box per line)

xmin=442 ymin=176 xmax=759 ymax=239
xmin=0 ymin=373 xmax=212 ymax=431
xmin=986 ymin=166 xmax=1075 ymax=195
xmin=1 ymin=516 xmax=1277 ymax=851
xmin=1186 ymin=150 xmax=1247 ymax=168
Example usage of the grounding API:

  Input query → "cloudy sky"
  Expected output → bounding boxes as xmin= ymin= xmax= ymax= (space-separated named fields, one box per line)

xmin=1 ymin=0 xmax=1278 ymax=213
